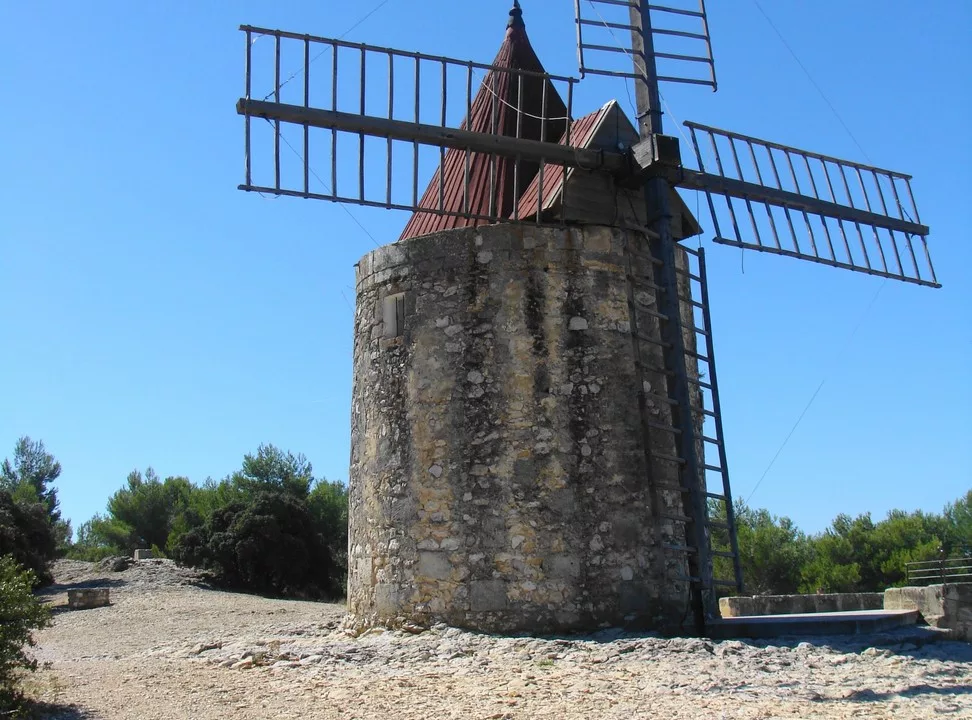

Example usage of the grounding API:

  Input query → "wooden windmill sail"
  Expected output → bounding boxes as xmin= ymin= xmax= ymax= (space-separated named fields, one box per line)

xmin=236 ymin=0 xmax=938 ymax=632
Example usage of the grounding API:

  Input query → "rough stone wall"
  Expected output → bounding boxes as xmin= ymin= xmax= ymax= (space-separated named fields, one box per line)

xmin=348 ymin=223 xmax=693 ymax=634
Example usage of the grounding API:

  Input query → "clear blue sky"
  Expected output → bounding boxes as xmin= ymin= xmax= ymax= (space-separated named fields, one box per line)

xmin=1 ymin=1 xmax=969 ymax=535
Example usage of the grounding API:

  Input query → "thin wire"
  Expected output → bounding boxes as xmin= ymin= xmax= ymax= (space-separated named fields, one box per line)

xmin=750 ymin=1 xmax=869 ymax=163
xmin=259 ymin=0 xmax=394 ymax=101
xmin=751 ymin=1 xmax=918 ymax=226
xmin=746 ymin=278 xmax=888 ymax=503
xmin=472 ymin=69 xmax=572 ymax=122
xmin=270 ymin=119 xmax=382 ymax=248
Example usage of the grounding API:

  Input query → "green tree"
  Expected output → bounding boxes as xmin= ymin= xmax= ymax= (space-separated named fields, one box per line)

xmin=0 ymin=437 xmax=62 ymax=525
xmin=171 ymin=490 xmax=334 ymax=597
xmin=732 ymin=502 xmax=812 ymax=595
xmin=0 ymin=492 xmax=57 ymax=586
xmin=230 ymin=444 xmax=314 ymax=500
xmin=105 ymin=469 xmax=193 ymax=552
xmin=944 ymin=489 xmax=972 ymax=556
xmin=0 ymin=556 xmax=52 ymax=710
xmin=308 ymin=479 xmax=349 ymax=589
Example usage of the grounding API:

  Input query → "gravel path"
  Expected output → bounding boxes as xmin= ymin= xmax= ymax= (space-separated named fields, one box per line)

xmin=29 ymin=560 xmax=972 ymax=719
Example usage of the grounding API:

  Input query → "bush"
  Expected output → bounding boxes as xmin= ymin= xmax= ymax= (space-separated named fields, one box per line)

xmin=0 ymin=556 xmax=52 ymax=709
xmin=171 ymin=490 xmax=335 ymax=598
xmin=0 ymin=492 xmax=56 ymax=587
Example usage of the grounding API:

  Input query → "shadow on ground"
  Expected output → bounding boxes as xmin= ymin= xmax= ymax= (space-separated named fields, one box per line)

xmin=844 ymin=684 xmax=972 ymax=702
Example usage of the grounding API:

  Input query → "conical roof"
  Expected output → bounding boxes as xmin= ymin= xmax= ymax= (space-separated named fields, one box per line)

xmin=398 ymin=2 xmax=569 ymax=241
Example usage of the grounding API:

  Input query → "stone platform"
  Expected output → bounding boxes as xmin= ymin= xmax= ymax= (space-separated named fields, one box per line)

xmin=707 ymin=608 xmax=920 ymax=640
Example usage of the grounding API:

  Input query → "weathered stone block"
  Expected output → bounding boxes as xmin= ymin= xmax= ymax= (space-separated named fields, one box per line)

xmin=884 ymin=583 xmax=972 ymax=641
xmin=470 ymin=580 xmax=508 ymax=612
xmin=719 ymin=593 xmax=884 ymax=618
xmin=133 ymin=549 xmax=153 ymax=560
xmin=417 ymin=552 xmax=452 ymax=581
xmin=68 ymin=588 xmax=110 ymax=610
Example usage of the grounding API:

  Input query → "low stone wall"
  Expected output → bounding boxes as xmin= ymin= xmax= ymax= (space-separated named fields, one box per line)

xmin=719 ymin=593 xmax=883 ymax=618
xmin=884 ymin=583 xmax=972 ymax=642
xmin=68 ymin=588 xmax=110 ymax=610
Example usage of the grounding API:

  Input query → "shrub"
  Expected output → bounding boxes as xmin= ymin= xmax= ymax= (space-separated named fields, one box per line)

xmin=0 ymin=492 xmax=56 ymax=587
xmin=0 ymin=556 xmax=52 ymax=709
xmin=171 ymin=490 xmax=334 ymax=598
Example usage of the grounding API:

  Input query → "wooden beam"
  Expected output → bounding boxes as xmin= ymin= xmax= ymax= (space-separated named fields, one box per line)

xmin=676 ymin=169 xmax=930 ymax=237
xmin=237 ymin=99 xmax=629 ymax=174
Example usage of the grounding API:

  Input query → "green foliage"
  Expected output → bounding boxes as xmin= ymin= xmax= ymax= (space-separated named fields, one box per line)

xmin=308 ymin=479 xmax=349 ymax=586
xmin=944 ymin=490 xmax=972 ymax=555
xmin=171 ymin=490 xmax=334 ymax=597
xmin=0 ymin=493 xmax=56 ymax=587
xmin=800 ymin=510 xmax=946 ymax=593
xmin=0 ymin=556 xmax=52 ymax=708
xmin=734 ymin=504 xmax=812 ymax=595
xmin=230 ymin=444 xmax=314 ymax=500
xmin=66 ymin=443 xmax=349 ymax=599
xmin=0 ymin=437 xmax=62 ymax=526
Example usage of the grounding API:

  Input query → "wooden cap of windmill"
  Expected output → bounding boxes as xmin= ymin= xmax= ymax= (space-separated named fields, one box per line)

xmin=398 ymin=1 xmax=568 ymax=241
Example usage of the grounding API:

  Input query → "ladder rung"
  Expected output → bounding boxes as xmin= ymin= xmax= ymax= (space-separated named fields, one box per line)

xmin=663 ymin=543 xmax=697 ymax=554
xmin=635 ymin=363 xmax=675 ymax=378
xmin=645 ymin=420 xmax=681 ymax=434
xmin=675 ymin=574 xmax=702 ymax=584
xmin=661 ymin=512 xmax=692 ymax=523
xmin=712 ymin=550 xmax=737 ymax=559
xmin=690 ymin=405 xmax=717 ymax=418
xmin=627 ymin=249 xmax=664 ymax=266
xmin=707 ymin=520 xmax=731 ymax=530
xmin=654 ymin=482 xmax=692 ymax=494
xmin=633 ymin=279 xmax=666 ymax=293
xmin=646 ymin=392 xmax=678 ymax=406
xmin=713 ymin=579 xmax=741 ymax=588
xmin=678 ymin=295 xmax=705 ymax=309
xmin=702 ymin=467 xmax=723 ymax=475
xmin=701 ymin=434 xmax=719 ymax=445
xmin=635 ymin=333 xmax=672 ymax=349
xmin=685 ymin=376 xmax=713 ymax=390
xmin=674 ymin=268 xmax=703 ymax=282
xmin=638 ymin=307 xmax=669 ymax=321
xmin=651 ymin=452 xmax=686 ymax=466
xmin=687 ymin=324 xmax=711 ymax=337
xmin=683 ymin=349 xmax=711 ymax=362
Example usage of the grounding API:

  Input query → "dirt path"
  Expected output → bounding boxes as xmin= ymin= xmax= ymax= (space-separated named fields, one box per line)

xmin=30 ymin=560 xmax=972 ymax=719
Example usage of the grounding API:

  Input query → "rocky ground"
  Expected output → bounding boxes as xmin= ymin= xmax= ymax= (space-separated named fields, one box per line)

xmin=27 ymin=559 xmax=972 ymax=719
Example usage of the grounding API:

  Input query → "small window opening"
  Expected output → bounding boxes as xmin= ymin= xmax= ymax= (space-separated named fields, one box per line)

xmin=382 ymin=293 xmax=406 ymax=338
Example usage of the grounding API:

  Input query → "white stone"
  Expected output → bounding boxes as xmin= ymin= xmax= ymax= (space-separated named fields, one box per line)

xmin=435 ymin=316 xmax=450 ymax=327
xmin=462 ymin=492 xmax=473 ymax=502
xmin=428 ymin=464 xmax=443 ymax=478
xmin=511 ymin=535 xmax=526 ymax=549
xmin=444 ymin=324 xmax=462 ymax=337
xmin=568 ymin=316 xmax=589 ymax=331
xmin=477 ymin=250 xmax=493 ymax=264
xmin=589 ymin=535 xmax=604 ymax=552
xmin=621 ymin=566 xmax=634 ymax=581
xmin=467 ymin=370 xmax=484 ymax=384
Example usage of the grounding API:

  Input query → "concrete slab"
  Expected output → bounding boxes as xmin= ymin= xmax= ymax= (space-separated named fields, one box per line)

xmin=707 ymin=608 xmax=919 ymax=640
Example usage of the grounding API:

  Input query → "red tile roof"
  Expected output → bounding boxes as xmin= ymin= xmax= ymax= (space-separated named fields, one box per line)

xmin=515 ymin=102 xmax=616 ymax=220
xmin=398 ymin=3 xmax=569 ymax=241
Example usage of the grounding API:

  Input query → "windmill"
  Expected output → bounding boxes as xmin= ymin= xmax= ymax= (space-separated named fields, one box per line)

xmin=236 ymin=1 xmax=937 ymax=633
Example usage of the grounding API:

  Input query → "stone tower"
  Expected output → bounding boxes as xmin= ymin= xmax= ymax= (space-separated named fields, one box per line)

xmin=347 ymin=3 xmax=702 ymax=635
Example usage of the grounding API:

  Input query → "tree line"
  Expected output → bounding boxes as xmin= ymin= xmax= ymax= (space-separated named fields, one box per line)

xmin=712 ymin=491 xmax=971 ymax=596
xmin=1 ymin=435 xmax=969 ymax=600
xmin=0 ymin=437 xmax=348 ymax=598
